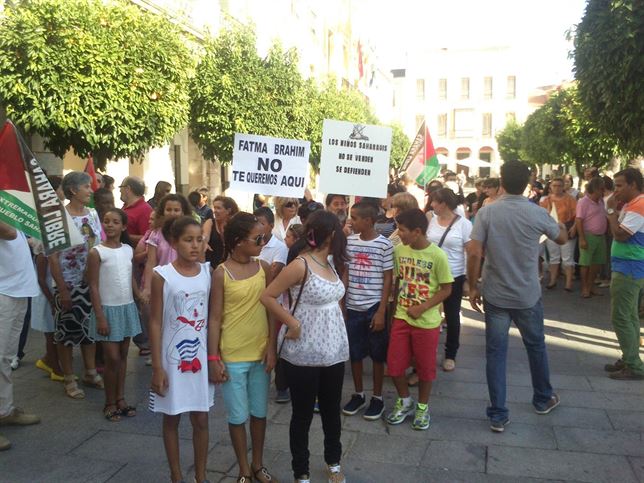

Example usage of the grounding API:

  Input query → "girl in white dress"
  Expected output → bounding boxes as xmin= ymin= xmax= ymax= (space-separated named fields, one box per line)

xmin=149 ymin=216 xmax=214 ymax=483
xmin=87 ymin=209 xmax=142 ymax=422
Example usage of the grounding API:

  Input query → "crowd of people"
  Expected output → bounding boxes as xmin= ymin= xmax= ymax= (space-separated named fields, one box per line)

xmin=0 ymin=161 xmax=642 ymax=483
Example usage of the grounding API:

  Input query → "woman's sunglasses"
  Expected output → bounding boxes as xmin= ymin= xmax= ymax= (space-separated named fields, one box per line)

xmin=284 ymin=201 xmax=297 ymax=208
xmin=244 ymin=234 xmax=265 ymax=246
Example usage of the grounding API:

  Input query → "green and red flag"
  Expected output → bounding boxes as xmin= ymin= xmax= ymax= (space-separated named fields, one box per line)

xmin=399 ymin=120 xmax=440 ymax=187
xmin=0 ymin=120 xmax=83 ymax=254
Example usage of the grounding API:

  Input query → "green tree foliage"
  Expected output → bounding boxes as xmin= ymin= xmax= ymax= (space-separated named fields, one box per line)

xmin=190 ymin=27 xmax=313 ymax=163
xmin=303 ymin=79 xmax=379 ymax=170
xmin=495 ymin=119 xmax=523 ymax=162
xmin=0 ymin=0 xmax=193 ymax=169
xmin=389 ymin=123 xmax=411 ymax=170
xmin=189 ymin=27 xmax=266 ymax=163
xmin=521 ymin=86 xmax=618 ymax=173
xmin=574 ymin=0 xmax=644 ymax=156
xmin=190 ymin=27 xmax=384 ymax=170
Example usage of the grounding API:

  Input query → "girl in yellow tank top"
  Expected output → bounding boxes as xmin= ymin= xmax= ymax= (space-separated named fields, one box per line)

xmin=208 ymin=212 xmax=277 ymax=483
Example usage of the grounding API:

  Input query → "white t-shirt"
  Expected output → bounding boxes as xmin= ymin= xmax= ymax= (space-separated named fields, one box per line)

xmin=0 ymin=231 xmax=38 ymax=298
xmin=426 ymin=216 xmax=472 ymax=277
xmin=258 ymin=235 xmax=288 ymax=266
xmin=272 ymin=215 xmax=301 ymax=243
xmin=346 ymin=234 xmax=394 ymax=311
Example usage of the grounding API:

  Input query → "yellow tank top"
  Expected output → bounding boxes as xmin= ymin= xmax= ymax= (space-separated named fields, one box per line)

xmin=220 ymin=262 xmax=268 ymax=362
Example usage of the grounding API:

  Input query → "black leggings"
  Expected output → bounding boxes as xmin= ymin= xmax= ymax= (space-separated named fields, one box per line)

xmin=283 ymin=360 xmax=344 ymax=478
xmin=444 ymin=275 xmax=466 ymax=360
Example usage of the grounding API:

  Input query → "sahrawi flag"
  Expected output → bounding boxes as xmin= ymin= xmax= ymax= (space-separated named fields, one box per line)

xmin=399 ymin=120 xmax=440 ymax=187
xmin=0 ymin=120 xmax=83 ymax=254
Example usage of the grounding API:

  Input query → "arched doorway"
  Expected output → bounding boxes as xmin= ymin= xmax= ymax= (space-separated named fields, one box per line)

xmin=479 ymin=147 xmax=493 ymax=178
xmin=456 ymin=147 xmax=472 ymax=178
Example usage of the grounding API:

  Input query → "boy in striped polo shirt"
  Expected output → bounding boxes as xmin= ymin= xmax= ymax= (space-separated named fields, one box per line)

xmin=342 ymin=202 xmax=394 ymax=420
xmin=605 ymin=168 xmax=644 ymax=380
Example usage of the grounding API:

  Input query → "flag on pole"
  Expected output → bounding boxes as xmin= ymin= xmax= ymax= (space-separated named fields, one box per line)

xmin=0 ymin=120 xmax=83 ymax=255
xmin=84 ymin=155 xmax=99 ymax=208
xmin=84 ymin=155 xmax=99 ymax=191
xmin=399 ymin=120 xmax=440 ymax=187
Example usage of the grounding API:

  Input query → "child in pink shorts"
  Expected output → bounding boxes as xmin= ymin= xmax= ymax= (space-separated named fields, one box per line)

xmin=385 ymin=209 xmax=453 ymax=430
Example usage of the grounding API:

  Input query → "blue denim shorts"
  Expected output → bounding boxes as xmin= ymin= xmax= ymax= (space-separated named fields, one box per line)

xmin=220 ymin=361 xmax=270 ymax=425
xmin=346 ymin=303 xmax=389 ymax=363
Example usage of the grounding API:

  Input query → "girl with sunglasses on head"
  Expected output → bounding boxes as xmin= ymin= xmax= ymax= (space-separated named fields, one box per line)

xmin=261 ymin=210 xmax=349 ymax=483
xmin=208 ymin=212 xmax=277 ymax=483
xmin=272 ymin=197 xmax=301 ymax=243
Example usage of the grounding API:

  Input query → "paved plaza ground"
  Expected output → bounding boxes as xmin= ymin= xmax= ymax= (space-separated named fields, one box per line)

xmin=1 ymin=284 xmax=644 ymax=483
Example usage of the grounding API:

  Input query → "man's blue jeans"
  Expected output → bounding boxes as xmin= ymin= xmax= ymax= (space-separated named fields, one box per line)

xmin=484 ymin=298 xmax=553 ymax=422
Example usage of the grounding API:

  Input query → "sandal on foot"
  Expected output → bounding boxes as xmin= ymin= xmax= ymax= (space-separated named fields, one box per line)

xmin=116 ymin=399 xmax=136 ymax=417
xmin=82 ymin=373 xmax=104 ymax=389
xmin=252 ymin=466 xmax=277 ymax=483
xmin=236 ymin=477 xmax=253 ymax=483
xmin=103 ymin=404 xmax=121 ymax=422
xmin=64 ymin=380 xmax=85 ymax=399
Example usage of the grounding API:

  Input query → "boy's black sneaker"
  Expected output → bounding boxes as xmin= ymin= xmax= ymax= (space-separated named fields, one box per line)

xmin=362 ymin=397 xmax=384 ymax=420
xmin=604 ymin=359 xmax=625 ymax=373
xmin=490 ymin=418 xmax=510 ymax=433
xmin=342 ymin=394 xmax=366 ymax=416
xmin=535 ymin=393 xmax=561 ymax=414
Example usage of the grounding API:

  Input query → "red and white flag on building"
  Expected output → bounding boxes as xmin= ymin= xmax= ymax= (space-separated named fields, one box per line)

xmin=0 ymin=120 xmax=83 ymax=254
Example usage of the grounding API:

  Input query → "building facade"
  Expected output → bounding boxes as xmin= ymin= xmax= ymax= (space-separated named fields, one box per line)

xmin=392 ymin=46 xmax=541 ymax=178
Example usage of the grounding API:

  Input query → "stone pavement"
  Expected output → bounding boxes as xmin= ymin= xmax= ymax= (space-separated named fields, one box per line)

xmin=2 ymin=284 xmax=644 ymax=483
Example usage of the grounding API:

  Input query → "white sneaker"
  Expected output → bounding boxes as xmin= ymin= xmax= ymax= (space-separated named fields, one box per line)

xmin=9 ymin=357 xmax=19 ymax=370
xmin=327 ymin=464 xmax=346 ymax=483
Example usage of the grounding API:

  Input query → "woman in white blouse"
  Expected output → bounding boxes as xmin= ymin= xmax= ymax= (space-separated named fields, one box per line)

xmin=427 ymin=188 xmax=473 ymax=372
xmin=273 ymin=197 xmax=301 ymax=242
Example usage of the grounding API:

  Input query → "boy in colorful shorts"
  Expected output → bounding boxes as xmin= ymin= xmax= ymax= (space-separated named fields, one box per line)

xmin=386 ymin=209 xmax=453 ymax=430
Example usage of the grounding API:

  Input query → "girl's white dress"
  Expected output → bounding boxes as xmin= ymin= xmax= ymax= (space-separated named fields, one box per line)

xmin=149 ymin=262 xmax=214 ymax=415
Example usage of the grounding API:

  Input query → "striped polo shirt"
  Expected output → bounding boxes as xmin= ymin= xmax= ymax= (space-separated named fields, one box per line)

xmin=346 ymin=234 xmax=394 ymax=311
xmin=611 ymin=194 xmax=644 ymax=279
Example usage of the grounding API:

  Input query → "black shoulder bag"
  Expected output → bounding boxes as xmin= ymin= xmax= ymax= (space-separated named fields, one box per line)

xmin=437 ymin=215 xmax=461 ymax=248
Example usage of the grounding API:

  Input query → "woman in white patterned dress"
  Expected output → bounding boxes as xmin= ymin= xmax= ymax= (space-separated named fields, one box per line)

xmin=48 ymin=171 xmax=103 ymax=400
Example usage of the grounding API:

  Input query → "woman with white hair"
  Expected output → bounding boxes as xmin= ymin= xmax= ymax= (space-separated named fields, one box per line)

xmin=49 ymin=171 xmax=104 ymax=400
xmin=272 ymin=197 xmax=301 ymax=243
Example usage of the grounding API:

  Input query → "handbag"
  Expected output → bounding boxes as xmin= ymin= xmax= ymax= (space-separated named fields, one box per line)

xmin=278 ymin=256 xmax=309 ymax=356
xmin=437 ymin=215 xmax=461 ymax=248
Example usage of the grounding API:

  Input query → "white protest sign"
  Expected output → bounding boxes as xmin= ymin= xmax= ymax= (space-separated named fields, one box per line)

xmin=318 ymin=119 xmax=391 ymax=198
xmin=230 ymin=133 xmax=310 ymax=197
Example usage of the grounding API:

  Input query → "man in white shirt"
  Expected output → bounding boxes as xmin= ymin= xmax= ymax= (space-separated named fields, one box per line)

xmin=0 ymin=222 xmax=41 ymax=451
xmin=254 ymin=207 xmax=288 ymax=279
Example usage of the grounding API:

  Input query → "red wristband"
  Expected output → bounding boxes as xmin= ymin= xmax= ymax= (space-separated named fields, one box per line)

xmin=207 ymin=355 xmax=221 ymax=361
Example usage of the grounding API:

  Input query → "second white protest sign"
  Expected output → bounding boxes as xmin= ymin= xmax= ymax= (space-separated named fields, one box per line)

xmin=318 ymin=119 xmax=391 ymax=198
xmin=230 ymin=133 xmax=310 ymax=198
